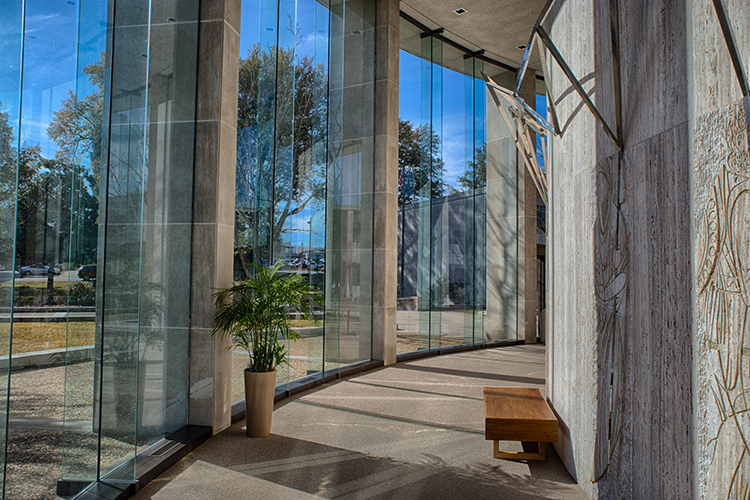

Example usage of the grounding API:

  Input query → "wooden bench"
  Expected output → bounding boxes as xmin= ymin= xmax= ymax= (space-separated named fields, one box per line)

xmin=483 ymin=387 xmax=558 ymax=460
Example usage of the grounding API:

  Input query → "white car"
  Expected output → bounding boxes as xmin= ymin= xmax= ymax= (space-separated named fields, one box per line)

xmin=19 ymin=265 xmax=59 ymax=276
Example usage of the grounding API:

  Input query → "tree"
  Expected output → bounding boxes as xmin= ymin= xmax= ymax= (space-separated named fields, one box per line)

xmin=48 ymin=57 xmax=104 ymax=175
xmin=456 ymin=144 xmax=487 ymax=191
xmin=235 ymin=43 xmax=328 ymax=270
xmin=0 ymin=108 xmax=60 ymax=267
xmin=46 ymin=56 xmax=104 ymax=266
xmin=398 ymin=119 xmax=447 ymax=207
xmin=0 ymin=105 xmax=17 ymax=264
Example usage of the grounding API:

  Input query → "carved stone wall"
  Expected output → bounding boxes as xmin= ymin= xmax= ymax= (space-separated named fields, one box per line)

xmin=694 ymin=100 xmax=750 ymax=500
xmin=689 ymin=2 xmax=750 ymax=498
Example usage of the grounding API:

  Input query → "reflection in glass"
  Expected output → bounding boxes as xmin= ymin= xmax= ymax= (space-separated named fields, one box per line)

xmin=234 ymin=0 xmax=375 ymax=401
xmin=397 ymin=17 xmax=519 ymax=354
xmin=0 ymin=0 xmax=199 ymax=497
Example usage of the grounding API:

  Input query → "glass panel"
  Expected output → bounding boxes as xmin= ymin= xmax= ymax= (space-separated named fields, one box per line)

xmin=483 ymin=67 xmax=517 ymax=342
xmin=436 ymin=43 xmax=476 ymax=350
xmin=135 ymin=0 xmax=198 ymax=452
xmin=325 ymin=0 xmax=344 ymax=372
xmin=428 ymin=36 xmax=443 ymax=351
xmin=305 ymin=0 xmax=330 ymax=378
xmin=472 ymin=58 xmax=487 ymax=343
xmin=235 ymin=0 xmax=278 ymax=401
xmin=60 ymin=0 xmax=110 ymax=493
xmin=325 ymin=0 xmax=375 ymax=370
xmin=396 ymin=40 xmax=427 ymax=354
xmin=96 ymin=0 xmax=152 ymax=479
xmin=5 ymin=1 xmax=81 ymax=497
xmin=98 ymin=0 xmax=199 ymax=482
xmin=416 ymin=34 xmax=432 ymax=352
xmin=397 ymin=17 xmax=519 ymax=352
xmin=0 ymin=1 xmax=23 ymax=498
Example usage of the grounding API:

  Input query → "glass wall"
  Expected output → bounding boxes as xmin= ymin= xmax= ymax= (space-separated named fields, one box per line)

xmin=233 ymin=0 xmax=376 ymax=401
xmin=0 ymin=1 xmax=199 ymax=498
xmin=397 ymin=17 xmax=519 ymax=355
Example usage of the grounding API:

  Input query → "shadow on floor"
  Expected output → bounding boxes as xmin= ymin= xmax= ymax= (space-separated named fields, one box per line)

xmin=392 ymin=363 xmax=546 ymax=385
xmin=137 ymin=429 xmax=578 ymax=500
xmin=134 ymin=346 xmax=584 ymax=500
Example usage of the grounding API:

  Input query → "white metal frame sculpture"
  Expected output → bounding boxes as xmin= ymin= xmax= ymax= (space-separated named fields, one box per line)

xmin=483 ymin=0 xmax=624 ymax=207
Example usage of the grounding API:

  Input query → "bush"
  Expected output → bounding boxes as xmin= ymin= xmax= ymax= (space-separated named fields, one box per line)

xmin=12 ymin=281 xmax=95 ymax=307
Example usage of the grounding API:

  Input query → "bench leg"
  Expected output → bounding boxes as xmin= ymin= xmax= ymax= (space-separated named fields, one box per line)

xmin=492 ymin=440 xmax=546 ymax=461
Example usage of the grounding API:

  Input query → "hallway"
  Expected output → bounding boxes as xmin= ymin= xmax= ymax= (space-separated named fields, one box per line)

xmin=133 ymin=345 xmax=585 ymax=499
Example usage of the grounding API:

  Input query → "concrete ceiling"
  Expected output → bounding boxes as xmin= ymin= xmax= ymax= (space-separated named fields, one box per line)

xmin=400 ymin=0 xmax=547 ymax=74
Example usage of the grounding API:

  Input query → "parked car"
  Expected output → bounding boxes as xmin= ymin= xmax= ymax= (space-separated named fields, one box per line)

xmin=78 ymin=264 xmax=97 ymax=281
xmin=19 ymin=264 xmax=58 ymax=276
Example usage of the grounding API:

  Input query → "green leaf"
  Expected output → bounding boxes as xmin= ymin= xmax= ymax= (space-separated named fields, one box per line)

xmin=212 ymin=262 xmax=322 ymax=372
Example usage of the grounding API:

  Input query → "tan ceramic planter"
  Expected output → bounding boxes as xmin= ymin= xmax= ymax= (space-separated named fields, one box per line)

xmin=244 ymin=369 xmax=276 ymax=437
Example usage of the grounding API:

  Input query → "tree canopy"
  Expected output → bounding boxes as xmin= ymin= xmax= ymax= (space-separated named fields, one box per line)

xmin=455 ymin=144 xmax=487 ymax=191
xmin=235 ymin=43 xmax=328 ymax=269
xmin=398 ymin=119 xmax=447 ymax=207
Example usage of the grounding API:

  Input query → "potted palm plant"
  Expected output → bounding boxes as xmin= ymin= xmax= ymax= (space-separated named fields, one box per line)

xmin=213 ymin=262 xmax=321 ymax=437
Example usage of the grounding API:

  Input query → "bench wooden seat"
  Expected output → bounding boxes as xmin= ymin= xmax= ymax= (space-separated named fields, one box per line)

xmin=483 ymin=387 xmax=558 ymax=460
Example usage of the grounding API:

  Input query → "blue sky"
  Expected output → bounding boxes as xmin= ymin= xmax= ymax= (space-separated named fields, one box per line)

xmin=1 ymin=0 xmax=106 ymax=162
xmin=400 ymin=47 xmax=550 ymax=179
xmin=400 ymin=50 xmax=492 ymax=190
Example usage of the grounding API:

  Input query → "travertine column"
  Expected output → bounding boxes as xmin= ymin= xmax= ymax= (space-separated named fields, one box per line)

xmin=548 ymin=1 xmax=693 ymax=498
xmin=371 ymin=0 xmax=399 ymax=365
xmin=188 ymin=0 xmax=240 ymax=433
xmin=517 ymin=72 xmax=538 ymax=344
xmin=485 ymin=69 xmax=518 ymax=342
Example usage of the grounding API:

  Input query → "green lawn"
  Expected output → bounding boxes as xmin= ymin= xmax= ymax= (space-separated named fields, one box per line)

xmin=0 ymin=322 xmax=95 ymax=355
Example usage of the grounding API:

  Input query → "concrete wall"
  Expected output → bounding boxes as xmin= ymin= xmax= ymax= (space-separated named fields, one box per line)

xmin=548 ymin=0 xmax=694 ymax=498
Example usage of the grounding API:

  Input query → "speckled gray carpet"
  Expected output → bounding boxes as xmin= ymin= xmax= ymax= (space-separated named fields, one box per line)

xmin=134 ymin=344 xmax=587 ymax=500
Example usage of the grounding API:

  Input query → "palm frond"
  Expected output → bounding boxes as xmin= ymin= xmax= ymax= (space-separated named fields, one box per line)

xmin=213 ymin=262 xmax=322 ymax=372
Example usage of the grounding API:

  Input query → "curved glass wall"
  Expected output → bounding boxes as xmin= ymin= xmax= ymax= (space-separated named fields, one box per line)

xmin=233 ymin=0 xmax=376 ymax=401
xmin=0 ymin=1 xmax=199 ymax=497
xmin=397 ymin=16 xmax=519 ymax=355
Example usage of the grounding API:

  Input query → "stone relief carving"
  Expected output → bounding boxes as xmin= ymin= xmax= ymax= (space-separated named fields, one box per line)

xmin=593 ymin=154 xmax=629 ymax=487
xmin=697 ymin=100 xmax=750 ymax=500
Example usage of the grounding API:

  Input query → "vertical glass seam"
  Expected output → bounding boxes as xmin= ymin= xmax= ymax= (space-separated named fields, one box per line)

xmin=2 ymin=1 xmax=28 ymax=496
xmin=131 ymin=0 xmax=156 ymax=474
xmin=185 ymin=0 xmax=204 ymax=408
xmin=322 ymin=0 xmax=332 ymax=373
xmin=268 ymin=0 xmax=282 ymax=265
xmin=60 ymin=0 xmax=86 ymax=463
xmin=96 ymin=0 xmax=120 ymax=481
xmin=427 ymin=35 xmax=433 ymax=352
xmin=474 ymin=57 xmax=479 ymax=345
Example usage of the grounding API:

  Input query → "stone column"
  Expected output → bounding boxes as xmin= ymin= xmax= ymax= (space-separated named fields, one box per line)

xmin=371 ymin=0 xmax=399 ymax=366
xmin=188 ymin=0 xmax=240 ymax=433
xmin=485 ymin=69 xmax=518 ymax=342
xmin=517 ymin=72 xmax=538 ymax=344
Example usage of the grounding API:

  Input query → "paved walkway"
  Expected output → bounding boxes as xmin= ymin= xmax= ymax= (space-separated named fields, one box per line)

xmin=133 ymin=344 xmax=586 ymax=500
